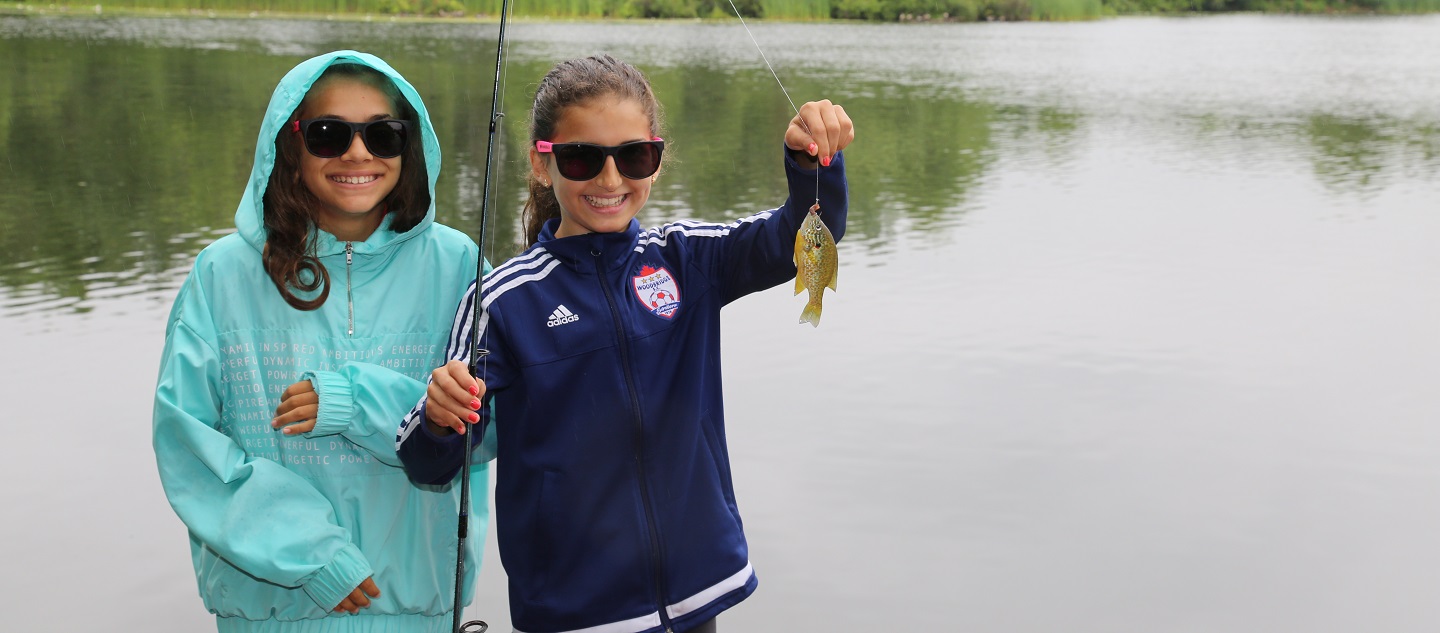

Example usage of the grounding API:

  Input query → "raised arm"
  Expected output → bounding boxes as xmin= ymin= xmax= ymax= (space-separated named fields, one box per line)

xmin=716 ymin=100 xmax=853 ymax=302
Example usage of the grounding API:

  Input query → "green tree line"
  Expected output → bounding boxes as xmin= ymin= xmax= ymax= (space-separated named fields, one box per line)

xmin=13 ymin=0 xmax=1080 ymax=21
xmin=15 ymin=0 xmax=1440 ymax=21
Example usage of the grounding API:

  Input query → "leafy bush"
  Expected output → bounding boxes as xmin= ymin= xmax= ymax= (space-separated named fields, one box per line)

xmin=379 ymin=0 xmax=467 ymax=15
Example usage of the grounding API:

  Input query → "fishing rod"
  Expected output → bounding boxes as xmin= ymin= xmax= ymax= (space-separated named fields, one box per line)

xmin=453 ymin=1 xmax=512 ymax=632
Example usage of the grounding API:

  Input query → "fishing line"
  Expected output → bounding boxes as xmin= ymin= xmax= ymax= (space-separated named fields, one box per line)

xmin=723 ymin=0 xmax=821 ymax=206
xmin=486 ymin=23 xmax=512 ymax=272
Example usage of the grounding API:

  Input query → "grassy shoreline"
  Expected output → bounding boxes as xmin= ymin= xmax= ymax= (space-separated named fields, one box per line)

xmin=0 ymin=2 xmax=507 ymax=23
xmin=2 ymin=0 xmax=1436 ymax=22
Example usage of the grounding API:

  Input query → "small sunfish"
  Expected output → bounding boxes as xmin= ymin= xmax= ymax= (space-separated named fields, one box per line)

xmin=793 ymin=203 xmax=838 ymax=327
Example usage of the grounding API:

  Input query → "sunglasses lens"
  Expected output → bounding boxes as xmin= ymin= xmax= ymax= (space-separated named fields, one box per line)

xmin=301 ymin=120 xmax=408 ymax=158
xmin=616 ymin=143 xmax=661 ymax=180
xmin=303 ymin=121 xmax=352 ymax=158
xmin=550 ymin=142 xmax=661 ymax=181
xmin=363 ymin=121 xmax=408 ymax=158
xmin=554 ymin=146 xmax=605 ymax=181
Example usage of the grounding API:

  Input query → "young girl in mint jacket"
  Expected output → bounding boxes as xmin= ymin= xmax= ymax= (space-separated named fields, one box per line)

xmin=153 ymin=50 xmax=491 ymax=632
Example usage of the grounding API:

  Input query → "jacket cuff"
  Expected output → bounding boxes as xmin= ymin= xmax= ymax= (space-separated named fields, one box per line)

xmin=300 ymin=542 xmax=372 ymax=611
xmin=784 ymin=143 xmax=821 ymax=173
xmin=420 ymin=411 xmax=469 ymax=445
xmin=300 ymin=370 xmax=353 ymax=438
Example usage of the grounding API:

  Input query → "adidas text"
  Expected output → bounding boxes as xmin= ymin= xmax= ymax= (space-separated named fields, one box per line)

xmin=547 ymin=305 xmax=580 ymax=328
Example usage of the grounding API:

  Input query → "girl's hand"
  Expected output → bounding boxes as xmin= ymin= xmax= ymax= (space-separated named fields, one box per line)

xmin=786 ymin=99 xmax=854 ymax=168
xmin=273 ymin=380 xmax=318 ymax=435
xmin=333 ymin=576 xmax=380 ymax=614
xmin=424 ymin=359 xmax=484 ymax=436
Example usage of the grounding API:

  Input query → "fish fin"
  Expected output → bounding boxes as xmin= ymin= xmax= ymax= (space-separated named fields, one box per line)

xmin=827 ymin=269 xmax=838 ymax=292
xmin=799 ymin=300 xmax=822 ymax=327
xmin=794 ymin=271 xmax=806 ymax=295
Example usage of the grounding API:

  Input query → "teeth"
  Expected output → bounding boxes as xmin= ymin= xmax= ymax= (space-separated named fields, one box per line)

xmin=332 ymin=175 xmax=379 ymax=185
xmin=584 ymin=195 xmax=624 ymax=208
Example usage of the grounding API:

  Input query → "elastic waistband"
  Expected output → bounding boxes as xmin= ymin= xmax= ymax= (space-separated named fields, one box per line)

xmin=217 ymin=613 xmax=453 ymax=633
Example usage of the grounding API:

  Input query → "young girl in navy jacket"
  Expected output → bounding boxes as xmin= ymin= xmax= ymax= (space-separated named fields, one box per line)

xmin=397 ymin=54 xmax=853 ymax=633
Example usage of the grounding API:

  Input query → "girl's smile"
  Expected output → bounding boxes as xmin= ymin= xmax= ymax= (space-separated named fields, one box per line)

xmin=584 ymin=193 xmax=625 ymax=208
xmin=329 ymin=173 xmax=383 ymax=185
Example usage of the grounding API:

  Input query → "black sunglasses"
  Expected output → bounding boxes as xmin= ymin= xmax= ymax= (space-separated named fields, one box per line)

xmin=293 ymin=118 xmax=411 ymax=159
xmin=536 ymin=138 xmax=665 ymax=181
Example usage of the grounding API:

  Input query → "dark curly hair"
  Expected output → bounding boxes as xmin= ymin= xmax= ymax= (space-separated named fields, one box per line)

xmin=262 ymin=63 xmax=430 ymax=310
xmin=523 ymin=54 xmax=664 ymax=247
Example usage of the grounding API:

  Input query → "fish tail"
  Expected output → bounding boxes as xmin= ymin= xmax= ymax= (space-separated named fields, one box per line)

xmin=799 ymin=297 xmax=822 ymax=327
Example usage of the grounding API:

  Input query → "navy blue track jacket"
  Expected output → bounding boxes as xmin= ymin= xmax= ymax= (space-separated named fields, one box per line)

xmin=397 ymin=150 xmax=847 ymax=633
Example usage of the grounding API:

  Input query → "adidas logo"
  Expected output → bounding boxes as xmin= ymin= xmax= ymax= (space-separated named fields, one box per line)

xmin=546 ymin=305 xmax=580 ymax=328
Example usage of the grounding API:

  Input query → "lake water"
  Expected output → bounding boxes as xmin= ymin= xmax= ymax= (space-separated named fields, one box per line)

xmin=3 ymin=12 xmax=1440 ymax=632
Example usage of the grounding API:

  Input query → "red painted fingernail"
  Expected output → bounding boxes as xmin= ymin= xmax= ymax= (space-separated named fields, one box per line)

xmin=468 ymin=385 xmax=479 ymax=395
xmin=820 ymin=155 xmax=831 ymax=167
xmin=467 ymin=412 xmax=479 ymax=423
xmin=807 ymin=143 xmax=817 ymax=155
xmin=469 ymin=399 xmax=480 ymax=409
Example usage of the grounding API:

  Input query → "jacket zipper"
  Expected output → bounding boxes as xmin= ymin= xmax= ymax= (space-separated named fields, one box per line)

xmin=345 ymin=242 xmax=355 ymax=337
xmin=592 ymin=249 xmax=673 ymax=633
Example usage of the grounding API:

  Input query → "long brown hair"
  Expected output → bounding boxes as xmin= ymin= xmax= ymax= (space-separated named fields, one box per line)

xmin=523 ymin=54 xmax=664 ymax=247
xmin=262 ymin=63 xmax=430 ymax=310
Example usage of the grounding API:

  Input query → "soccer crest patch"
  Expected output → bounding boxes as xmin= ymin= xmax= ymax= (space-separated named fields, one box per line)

xmin=632 ymin=265 xmax=681 ymax=319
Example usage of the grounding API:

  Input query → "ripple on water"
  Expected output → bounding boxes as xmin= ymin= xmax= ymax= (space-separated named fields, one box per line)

xmin=0 ymin=230 xmax=213 ymax=322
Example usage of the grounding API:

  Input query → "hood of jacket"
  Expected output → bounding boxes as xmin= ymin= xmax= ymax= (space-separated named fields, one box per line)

xmin=233 ymin=50 xmax=441 ymax=257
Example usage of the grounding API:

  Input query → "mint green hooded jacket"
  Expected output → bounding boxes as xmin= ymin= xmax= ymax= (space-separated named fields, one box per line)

xmin=152 ymin=51 xmax=490 ymax=633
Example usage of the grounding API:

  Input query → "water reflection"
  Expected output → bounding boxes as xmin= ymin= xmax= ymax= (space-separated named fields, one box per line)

xmin=1304 ymin=115 xmax=1440 ymax=196
xmin=0 ymin=15 xmax=1012 ymax=315
xmin=5 ymin=18 xmax=1433 ymax=312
